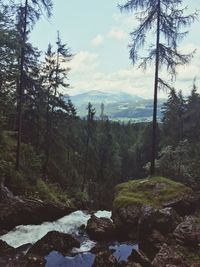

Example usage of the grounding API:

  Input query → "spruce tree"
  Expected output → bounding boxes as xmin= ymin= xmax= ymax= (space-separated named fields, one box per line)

xmin=119 ymin=0 xmax=197 ymax=175
xmin=184 ymin=83 xmax=200 ymax=142
xmin=15 ymin=0 xmax=53 ymax=170
xmin=82 ymin=102 xmax=96 ymax=192
xmin=162 ymin=88 xmax=185 ymax=146
xmin=42 ymin=37 xmax=73 ymax=178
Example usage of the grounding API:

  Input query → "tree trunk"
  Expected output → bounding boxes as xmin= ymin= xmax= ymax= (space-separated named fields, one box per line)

xmin=150 ymin=0 xmax=160 ymax=176
xmin=81 ymin=130 xmax=90 ymax=192
xmin=43 ymin=87 xmax=51 ymax=179
xmin=16 ymin=0 xmax=28 ymax=170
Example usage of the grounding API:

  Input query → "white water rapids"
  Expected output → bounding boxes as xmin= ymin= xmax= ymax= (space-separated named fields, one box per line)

xmin=0 ymin=210 xmax=112 ymax=250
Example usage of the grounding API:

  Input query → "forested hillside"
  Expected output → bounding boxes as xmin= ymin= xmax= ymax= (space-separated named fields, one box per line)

xmin=69 ymin=91 xmax=165 ymax=122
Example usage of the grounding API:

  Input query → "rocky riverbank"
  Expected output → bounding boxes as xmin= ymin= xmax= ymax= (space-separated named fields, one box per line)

xmin=0 ymin=177 xmax=200 ymax=267
xmin=0 ymin=188 xmax=75 ymax=232
xmin=108 ymin=176 xmax=200 ymax=266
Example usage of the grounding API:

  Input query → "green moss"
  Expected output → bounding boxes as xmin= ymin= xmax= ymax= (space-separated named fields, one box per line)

xmin=35 ymin=179 xmax=73 ymax=206
xmin=9 ymin=173 xmax=73 ymax=207
xmin=114 ymin=176 xmax=192 ymax=209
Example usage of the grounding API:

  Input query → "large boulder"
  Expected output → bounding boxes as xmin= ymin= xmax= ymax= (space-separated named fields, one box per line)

xmin=138 ymin=206 xmax=181 ymax=256
xmin=112 ymin=204 xmax=141 ymax=240
xmin=0 ymin=240 xmax=30 ymax=267
xmin=128 ymin=249 xmax=152 ymax=267
xmin=173 ymin=216 xmax=200 ymax=247
xmin=0 ymin=198 xmax=74 ymax=231
xmin=0 ymin=240 xmax=46 ymax=267
xmin=152 ymin=244 xmax=188 ymax=267
xmin=19 ymin=255 xmax=46 ymax=267
xmin=163 ymin=193 xmax=200 ymax=216
xmin=92 ymin=250 xmax=118 ymax=267
xmin=112 ymin=177 xmax=191 ymax=241
xmin=152 ymin=244 xmax=200 ymax=267
xmin=138 ymin=206 xmax=181 ymax=238
xmin=0 ymin=240 xmax=15 ymax=255
xmin=86 ymin=214 xmax=116 ymax=241
xmin=27 ymin=231 xmax=80 ymax=257
xmin=113 ymin=177 xmax=192 ymax=213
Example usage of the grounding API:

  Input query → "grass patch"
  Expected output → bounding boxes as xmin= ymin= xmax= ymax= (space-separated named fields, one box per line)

xmin=114 ymin=176 xmax=192 ymax=209
xmin=9 ymin=173 xmax=73 ymax=207
xmin=35 ymin=179 xmax=72 ymax=206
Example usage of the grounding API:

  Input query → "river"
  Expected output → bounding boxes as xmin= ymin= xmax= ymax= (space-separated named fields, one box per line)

xmin=0 ymin=210 xmax=137 ymax=266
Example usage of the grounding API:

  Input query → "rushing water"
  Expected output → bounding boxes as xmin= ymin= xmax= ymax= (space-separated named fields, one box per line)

xmin=0 ymin=210 xmax=111 ymax=248
xmin=0 ymin=210 xmax=137 ymax=267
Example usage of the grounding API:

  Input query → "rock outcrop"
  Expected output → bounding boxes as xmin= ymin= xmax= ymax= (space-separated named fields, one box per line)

xmin=86 ymin=214 xmax=116 ymax=241
xmin=27 ymin=231 xmax=80 ymax=257
xmin=138 ymin=206 xmax=181 ymax=256
xmin=173 ymin=216 xmax=200 ymax=247
xmin=112 ymin=177 xmax=200 ymax=265
xmin=0 ymin=198 xmax=74 ymax=231
xmin=112 ymin=177 xmax=192 ymax=243
xmin=0 ymin=240 xmax=15 ymax=255
xmin=163 ymin=193 xmax=200 ymax=216
xmin=92 ymin=250 xmax=118 ymax=267
xmin=128 ymin=249 xmax=152 ymax=267
xmin=152 ymin=244 xmax=188 ymax=267
xmin=112 ymin=204 xmax=141 ymax=240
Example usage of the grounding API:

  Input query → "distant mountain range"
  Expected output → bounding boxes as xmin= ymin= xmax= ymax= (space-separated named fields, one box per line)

xmin=67 ymin=90 xmax=166 ymax=122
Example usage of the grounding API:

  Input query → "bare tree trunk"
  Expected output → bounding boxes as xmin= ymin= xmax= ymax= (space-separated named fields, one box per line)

xmin=81 ymin=129 xmax=90 ymax=192
xmin=16 ymin=0 xmax=28 ymax=170
xmin=51 ymin=32 xmax=60 ymax=114
xmin=150 ymin=0 xmax=160 ymax=176
xmin=43 ymin=87 xmax=51 ymax=179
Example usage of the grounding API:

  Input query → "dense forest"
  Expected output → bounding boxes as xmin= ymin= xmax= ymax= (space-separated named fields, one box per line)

xmin=0 ymin=0 xmax=200 ymax=211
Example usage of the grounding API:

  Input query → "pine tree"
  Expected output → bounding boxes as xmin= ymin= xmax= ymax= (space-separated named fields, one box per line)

xmin=82 ymin=102 xmax=96 ymax=192
xmin=42 ymin=37 xmax=73 ymax=178
xmin=15 ymin=0 xmax=53 ymax=170
xmin=51 ymin=31 xmax=72 ymax=113
xmin=162 ymin=89 xmax=185 ymax=146
xmin=119 ymin=0 xmax=197 ymax=175
xmin=184 ymin=83 xmax=200 ymax=142
xmin=0 ymin=4 xmax=19 ymax=132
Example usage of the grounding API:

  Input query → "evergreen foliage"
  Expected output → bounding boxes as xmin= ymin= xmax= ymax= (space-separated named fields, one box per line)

xmin=0 ymin=1 xmax=199 ymax=209
xmin=119 ymin=0 xmax=197 ymax=175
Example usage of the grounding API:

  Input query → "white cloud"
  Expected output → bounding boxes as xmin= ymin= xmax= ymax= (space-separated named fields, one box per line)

xmin=91 ymin=34 xmax=104 ymax=47
xmin=69 ymin=51 xmax=99 ymax=73
xmin=64 ymin=50 xmax=155 ymax=98
xmin=108 ymin=27 xmax=127 ymax=41
xmin=62 ymin=49 xmax=200 ymax=99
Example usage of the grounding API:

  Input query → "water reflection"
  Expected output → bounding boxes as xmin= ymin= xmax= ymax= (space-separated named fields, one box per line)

xmin=45 ymin=243 xmax=138 ymax=267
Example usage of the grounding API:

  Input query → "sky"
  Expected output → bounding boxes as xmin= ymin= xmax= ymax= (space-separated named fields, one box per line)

xmin=30 ymin=0 xmax=200 ymax=99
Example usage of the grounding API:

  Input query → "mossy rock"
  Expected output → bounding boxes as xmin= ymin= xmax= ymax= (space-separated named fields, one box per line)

xmin=114 ymin=176 xmax=192 ymax=209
